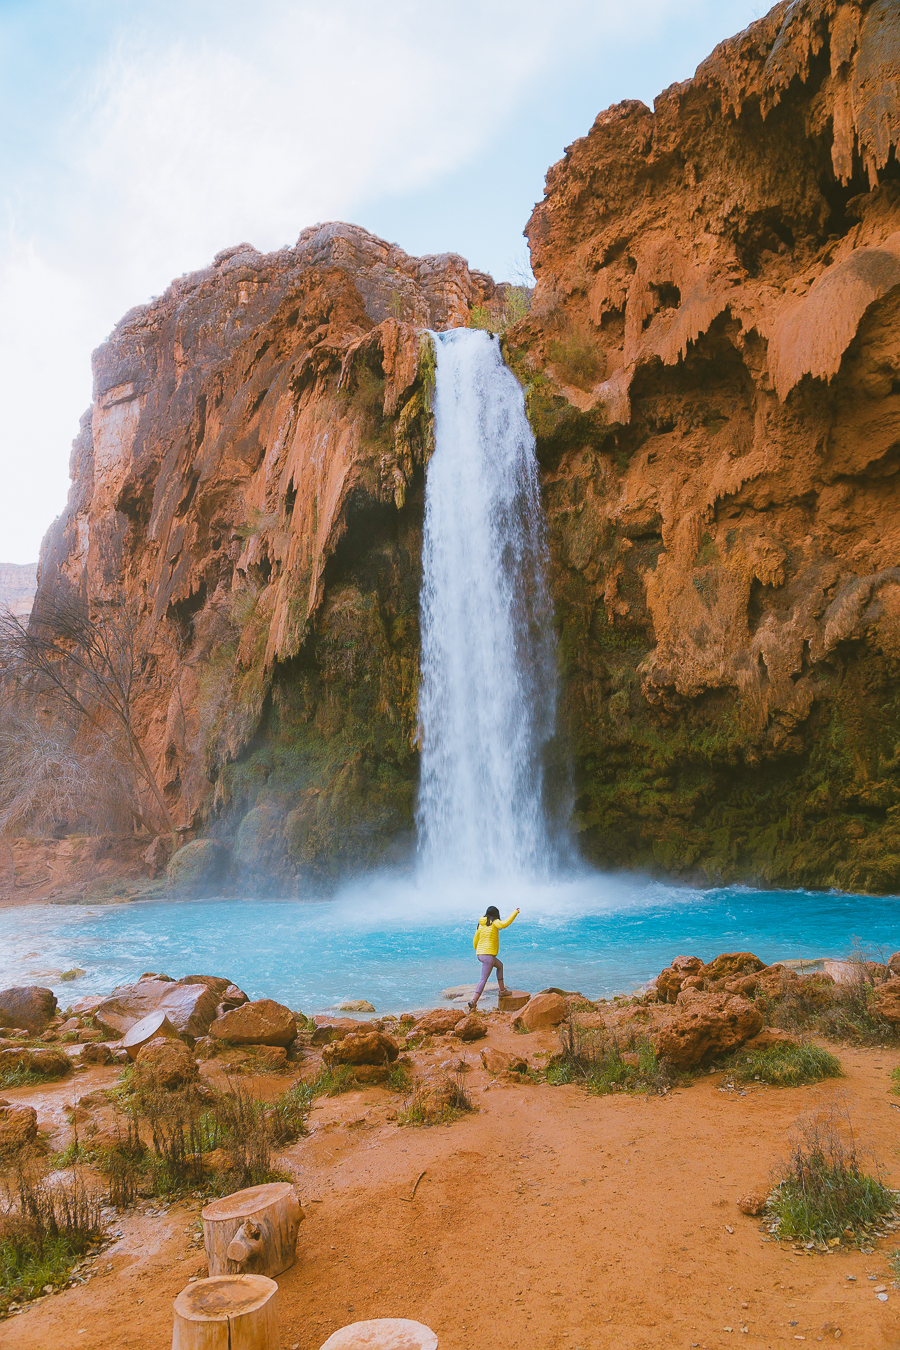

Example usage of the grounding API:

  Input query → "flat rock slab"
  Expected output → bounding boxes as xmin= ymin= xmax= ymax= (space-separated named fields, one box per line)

xmin=319 ymin=1319 xmax=438 ymax=1350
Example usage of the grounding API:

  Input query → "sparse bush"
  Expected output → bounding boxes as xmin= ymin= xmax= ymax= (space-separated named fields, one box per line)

xmin=0 ymin=1156 xmax=102 ymax=1316
xmin=468 ymin=285 xmax=532 ymax=335
xmin=724 ymin=1042 xmax=842 ymax=1087
xmin=757 ymin=968 xmax=895 ymax=1045
xmin=397 ymin=1071 xmax=474 ymax=1127
xmin=547 ymin=1018 xmax=673 ymax=1095
xmin=767 ymin=1106 xmax=897 ymax=1247
xmin=546 ymin=332 xmax=606 ymax=390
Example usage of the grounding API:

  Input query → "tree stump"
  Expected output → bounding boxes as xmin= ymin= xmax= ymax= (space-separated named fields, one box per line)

xmin=172 ymin=1274 xmax=279 ymax=1350
xmin=319 ymin=1319 xmax=438 ymax=1350
xmin=202 ymin=1181 xmax=303 ymax=1277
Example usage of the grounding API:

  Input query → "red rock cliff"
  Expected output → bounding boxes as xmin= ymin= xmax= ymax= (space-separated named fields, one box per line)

xmin=504 ymin=0 xmax=900 ymax=891
xmin=34 ymin=224 xmax=495 ymax=888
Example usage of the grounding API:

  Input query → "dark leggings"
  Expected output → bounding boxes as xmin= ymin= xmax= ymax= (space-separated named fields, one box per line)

xmin=473 ymin=954 xmax=504 ymax=1000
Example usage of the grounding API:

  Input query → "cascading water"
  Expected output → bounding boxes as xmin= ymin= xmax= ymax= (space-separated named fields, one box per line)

xmin=416 ymin=327 xmax=566 ymax=880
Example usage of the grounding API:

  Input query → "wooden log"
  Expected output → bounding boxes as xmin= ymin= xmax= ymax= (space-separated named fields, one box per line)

xmin=172 ymin=1274 xmax=279 ymax=1350
xmin=202 ymin=1181 xmax=303 ymax=1277
xmin=319 ymin=1319 xmax=438 ymax=1350
xmin=123 ymin=1009 xmax=181 ymax=1059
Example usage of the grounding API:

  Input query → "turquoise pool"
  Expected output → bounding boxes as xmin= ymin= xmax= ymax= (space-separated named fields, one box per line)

xmin=1 ymin=870 xmax=897 ymax=1015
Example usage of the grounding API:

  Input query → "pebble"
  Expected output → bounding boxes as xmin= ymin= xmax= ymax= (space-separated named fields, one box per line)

xmin=877 ymin=1292 xmax=888 ymax=1302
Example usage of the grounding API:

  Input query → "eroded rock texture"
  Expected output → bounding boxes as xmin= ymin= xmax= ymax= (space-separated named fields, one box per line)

xmin=506 ymin=0 xmax=900 ymax=891
xmin=36 ymin=224 xmax=496 ymax=888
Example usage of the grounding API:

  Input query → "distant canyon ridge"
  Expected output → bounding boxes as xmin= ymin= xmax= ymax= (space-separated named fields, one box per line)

xmin=18 ymin=0 xmax=900 ymax=897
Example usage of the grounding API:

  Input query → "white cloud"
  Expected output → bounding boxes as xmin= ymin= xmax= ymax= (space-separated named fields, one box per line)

xmin=0 ymin=0 xmax=761 ymax=564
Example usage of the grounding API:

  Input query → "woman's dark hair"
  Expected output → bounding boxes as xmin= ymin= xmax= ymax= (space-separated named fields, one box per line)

xmin=484 ymin=905 xmax=500 ymax=922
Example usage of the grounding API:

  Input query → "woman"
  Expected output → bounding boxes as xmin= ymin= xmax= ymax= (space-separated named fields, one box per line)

xmin=468 ymin=904 xmax=520 ymax=1011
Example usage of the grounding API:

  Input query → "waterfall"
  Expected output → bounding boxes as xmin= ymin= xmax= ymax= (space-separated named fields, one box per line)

xmin=416 ymin=327 xmax=565 ymax=880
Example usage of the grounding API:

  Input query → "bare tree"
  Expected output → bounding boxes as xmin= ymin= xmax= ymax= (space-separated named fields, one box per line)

xmin=0 ymin=592 xmax=175 ymax=834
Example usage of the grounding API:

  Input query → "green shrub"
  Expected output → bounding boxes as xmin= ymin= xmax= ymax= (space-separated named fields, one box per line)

xmin=725 ymin=1042 xmax=842 ymax=1087
xmin=548 ymin=1018 xmax=673 ymax=1095
xmin=767 ymin=1109 xmax=897 ymax=1247
xmin=0 ymin=1160 xmax=102 ymax=1316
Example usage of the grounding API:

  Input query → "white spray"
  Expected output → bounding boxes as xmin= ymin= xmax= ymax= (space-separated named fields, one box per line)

xmin=416 ymin=328 xmax=566 ymax=881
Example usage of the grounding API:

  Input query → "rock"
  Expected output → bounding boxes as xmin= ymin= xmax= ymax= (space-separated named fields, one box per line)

xmin=352 ymin=1064 xmax=391 ymax=1084
xmin=78 ymin=1042 xmax=114 ymax=1066
xmin=672 ymin=956 xmax=704 ymax=974
xmin=511 ymin=992 xmax=568 ymax=1032
xmin=134 ymin=1037 xmax=200 ymax=1089
xmin=412 ymin=1009 xmax=464 ymax=1036
xmin=337 ymin=1000 xmax=376 ymax=1013
xmin=452 ymin=1014 xmax=487 ymax=1042
xmin=60 ymin=968 xmax=86 ymax=982
xmin=0 ymin=1103 xmax=38 ymax=1156
xmin=656 ymin=968 xmax=682 ymax=1003
xmin=738 ymin=1190 xmax=770 ymax=1216
xmin=870 ymin=983 xmax=900 ymax=1029
xmin=756 ymin=965 xmax=799 ymax=996
xmin=0 ymin=1046 xmax=70 ymax=1078
xmin=742 ymin=1027 xmax=799 ymax=1051
xmin=122 ymin=1010 xmax=182 ymax=1060
xmin=498 ymin=991 xmax=530 ymax=1012
xmin=251 ymin=1045 xmax=288 ymax=1071
xmin=143 ymin=835 xmax=170 ymax=875
xmin=309 ymin=1018 xmax=365 ymax=1046
xmin=0 ymin=986 xmax=58 ymax=1034
xmin=70 ymin=994 xmax=105 ymax=1016
xmin=194 ymin=1036 xmax=218 ymax=1060
xmin=700 ymin=954 xmax=766 ymax=983
xmin=209 ymin=999 xmax=296 ymax=1047
xmin=480 ymin=1047 xmax=528 ymax=1074
xmin=166 ymin=839 xmax=228 ymax=897
xmin=888 ymin=952 xmax=900 ymax=978
xmin=724 ymin=974 xmax=760 ymax=997
xmin=322 ymin=1031 xmax=399 ymax=1067
xmin=653 ymin=994 xmax=764 ymax=1069
xmin=94 ymin=980 xmax=221 ymax=1040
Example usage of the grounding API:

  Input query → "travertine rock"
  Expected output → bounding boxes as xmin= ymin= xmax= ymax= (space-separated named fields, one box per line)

xmin=0 ymin=987 xmax=57 ymax=1034
xmin=870 ymin=982 xmax=900 ymax=1029
xmin=95 ymin=981 xmax=220 ymax=1040
xmin=653 ymin=993 xmax=763 ymax=1068
xmin=209 ymin=999 xmax=296 ymax=1047
xmin=512 ymin=992 xmax=568 ymax=1031
xmin=0 ymin=1103 xmax=38 ymax=1156
xmin=321 ymin=1031 xmax=399 ymax=1067
xmin=134 ymin=1036 xmax=200 ymax=1088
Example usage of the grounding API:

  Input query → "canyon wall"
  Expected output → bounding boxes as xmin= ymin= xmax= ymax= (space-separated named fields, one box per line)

xmin=33 ymin=224 xmax=496 ymax=890
xmin=27 ymin=0 xmax=900 ymax=895
xmin=0 ymin=562 xmax=37 ymax=617
xmin=506 ymin=0 xmax=900 ymax=891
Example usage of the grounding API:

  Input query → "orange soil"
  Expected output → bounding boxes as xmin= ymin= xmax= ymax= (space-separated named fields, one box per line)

xmin=2 ymin=1022 xmax=899 ymax=1350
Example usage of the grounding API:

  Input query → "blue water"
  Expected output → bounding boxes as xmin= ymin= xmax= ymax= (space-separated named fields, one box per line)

xmin=0 ymin=870 xmax=897 ymax=1014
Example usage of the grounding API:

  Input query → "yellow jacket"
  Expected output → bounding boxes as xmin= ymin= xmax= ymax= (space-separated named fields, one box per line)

xmin=473 ymin=909 xmax=519 ymax=956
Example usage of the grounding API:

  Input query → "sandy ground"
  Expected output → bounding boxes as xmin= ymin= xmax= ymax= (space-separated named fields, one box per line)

xmin=2 ymin=1023 xmax=900 ymax=1350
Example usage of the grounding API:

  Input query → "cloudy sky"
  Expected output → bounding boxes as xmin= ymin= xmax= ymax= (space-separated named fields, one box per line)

xmin=0 ymin=0 xmax=764 ymax=565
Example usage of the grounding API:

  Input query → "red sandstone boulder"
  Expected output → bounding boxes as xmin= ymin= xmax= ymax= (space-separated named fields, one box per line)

xmin=888 ymin=952 xmax=900 ymax=978
xmin=653 ymin=993 xmax=763 ymax=1069
xmin=0 ymin=1103 xmax=38 ymax=1156
xmin=0 ymin=987 xmax=58 ymax=1034
xmin=209 ymin=998 xmax=296 ymax=1047
xmin=78 ymin=1042 xmax=115 ymax=1066
xmin=656 ymin=968 xmax=682 ymax=1003
xmin=94 ymin=980 xmax=220 ymax=1040
xmin=480 ymin=1047 xmax=528 ymax=1074
xmin=672 ymin=956 xmax=704 ymax=975
xmin=512 ymin=992 xmax=568 ymax=1032
xmin=452 ymin=1014 xmax=488 ymax=1042
xmin=0 ymin=1046 xmax=70 ymax=1078
xmin=413 ymin=1009 xmax=464 ymax=1036
xmin=134 ymin=1037 xmax=199 ymax=1089
xmin=700 ymin=953 xmax=766 ymax=982
xmin=310 ymin=1017 xmax=365 ymax=1046
xmin=321 ymin=1031 xmax=399 ymax=1066
xmin=725 ymin=974 xmax=760 ymax=997
xmin=870 ymin=983 xmax=900 ymax=1029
